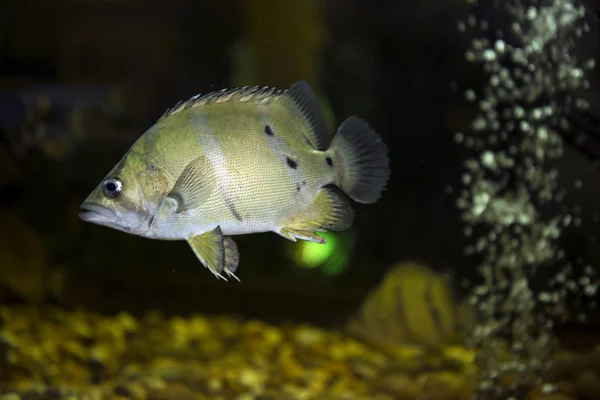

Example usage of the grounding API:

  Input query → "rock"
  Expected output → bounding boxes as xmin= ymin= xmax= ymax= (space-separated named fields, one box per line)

xmin=375 ymin=373 xmax=421 ymax=399
xmin=0 ymin=305 xmax=482 ymax=399
xmin=420 ymin=372 xmax=463 ymax=400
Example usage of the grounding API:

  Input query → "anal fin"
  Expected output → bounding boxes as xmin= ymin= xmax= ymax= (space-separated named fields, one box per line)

xmin=277 ymin=186 xmax=354 ymax=243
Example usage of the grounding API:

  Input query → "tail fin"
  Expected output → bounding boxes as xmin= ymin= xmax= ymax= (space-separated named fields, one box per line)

xmin=329 ymin=116 xmax=390 ymax=204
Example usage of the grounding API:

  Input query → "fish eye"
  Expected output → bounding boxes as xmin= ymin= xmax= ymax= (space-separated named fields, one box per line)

xmin=102 ymin=178 xmax=122 ymax=197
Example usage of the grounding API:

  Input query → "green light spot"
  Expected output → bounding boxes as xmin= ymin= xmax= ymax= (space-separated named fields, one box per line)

xmin=289 ymin=231 xmax=355 ymax=276
xmin=321 ymin=252 xmax=349 ymax=276
xmin=300 ymin=233 xmax=337 ymax=268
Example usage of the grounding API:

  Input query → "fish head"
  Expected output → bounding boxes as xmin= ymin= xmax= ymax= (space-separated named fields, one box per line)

xmin=79 ymin=149 xmax=171 ymax=236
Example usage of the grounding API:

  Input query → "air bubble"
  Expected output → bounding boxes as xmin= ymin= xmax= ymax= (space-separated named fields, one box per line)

xmin=495 ymin=40 xmax=506 ymax=54
xmin=483 ymin=49 xmax=497 ymax=61
xmin=454 ymin=0 xmax=596 ymax=396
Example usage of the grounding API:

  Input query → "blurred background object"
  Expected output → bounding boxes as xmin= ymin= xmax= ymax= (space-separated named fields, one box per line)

xmin=1 ymin=0 xmax=600 ymax=399
xmin=346 ymin=260 xmax=473 ymax=350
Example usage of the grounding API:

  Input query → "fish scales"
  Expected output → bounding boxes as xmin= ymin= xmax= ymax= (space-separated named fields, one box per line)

xmin=201 ymin=103 xmax=329 ymax=228
xmin=150 ymin=101 xmax=326 ymax=233
xmin=79 ymin=81 xmax=390 ymax=280
xmin=191 ymin=104 xmax=301 ymax=232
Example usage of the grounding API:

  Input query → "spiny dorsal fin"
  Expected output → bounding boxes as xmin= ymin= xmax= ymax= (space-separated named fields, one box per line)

xmin=160 ymin=85 xmax=285 ymax=120
xmin=159 ymin=82 xmax=331 ymax=151
xmin=281 ymin=80 xmax=331 ymax=151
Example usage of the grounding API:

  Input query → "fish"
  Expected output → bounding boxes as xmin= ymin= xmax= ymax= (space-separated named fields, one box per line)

xmin=346 ymin=261 xmax=474 ymax=349
xmin=79 ymin=81 xmax=390 ymax=281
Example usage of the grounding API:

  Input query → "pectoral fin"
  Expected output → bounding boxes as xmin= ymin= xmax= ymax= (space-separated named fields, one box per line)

xmin=168 ymin=156 xmax=214 ymax=213
xmin=187 ymin=226 xmax=241 ymax=281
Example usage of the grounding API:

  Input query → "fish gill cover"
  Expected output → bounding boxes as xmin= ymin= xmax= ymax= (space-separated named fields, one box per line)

xmin=454 ymin=0 xmax=599 ymax=398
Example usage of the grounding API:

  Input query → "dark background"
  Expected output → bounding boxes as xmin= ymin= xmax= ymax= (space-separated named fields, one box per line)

xmin=1 ymin=0 xmax=599 ymax=328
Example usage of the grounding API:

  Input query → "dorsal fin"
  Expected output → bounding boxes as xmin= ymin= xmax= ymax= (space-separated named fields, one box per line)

xmin=158 ymin=81 xmax=331 ymax=151
xmin=281 ymin=80 xmax=331 ymax=151
xmin=159 ymin=85 xmax=285 ymax=120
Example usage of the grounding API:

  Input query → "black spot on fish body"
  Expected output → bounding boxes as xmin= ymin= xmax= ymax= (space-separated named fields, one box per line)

xmin=265 ymin=125 xmax=274 ymax=136
xmin=302 ymin=180 xmax=307 ymax=186
xmin=326 ymin=156 xmax=333 ymax=167
xmin=296 ymin=183 xmax=301 ymax=192
xmin=286 ymin=157 xmax=298 ymax=169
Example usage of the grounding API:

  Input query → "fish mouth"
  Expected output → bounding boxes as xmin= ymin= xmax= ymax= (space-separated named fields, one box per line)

xmin=79 ymin=203 xmax=118 ymax=224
